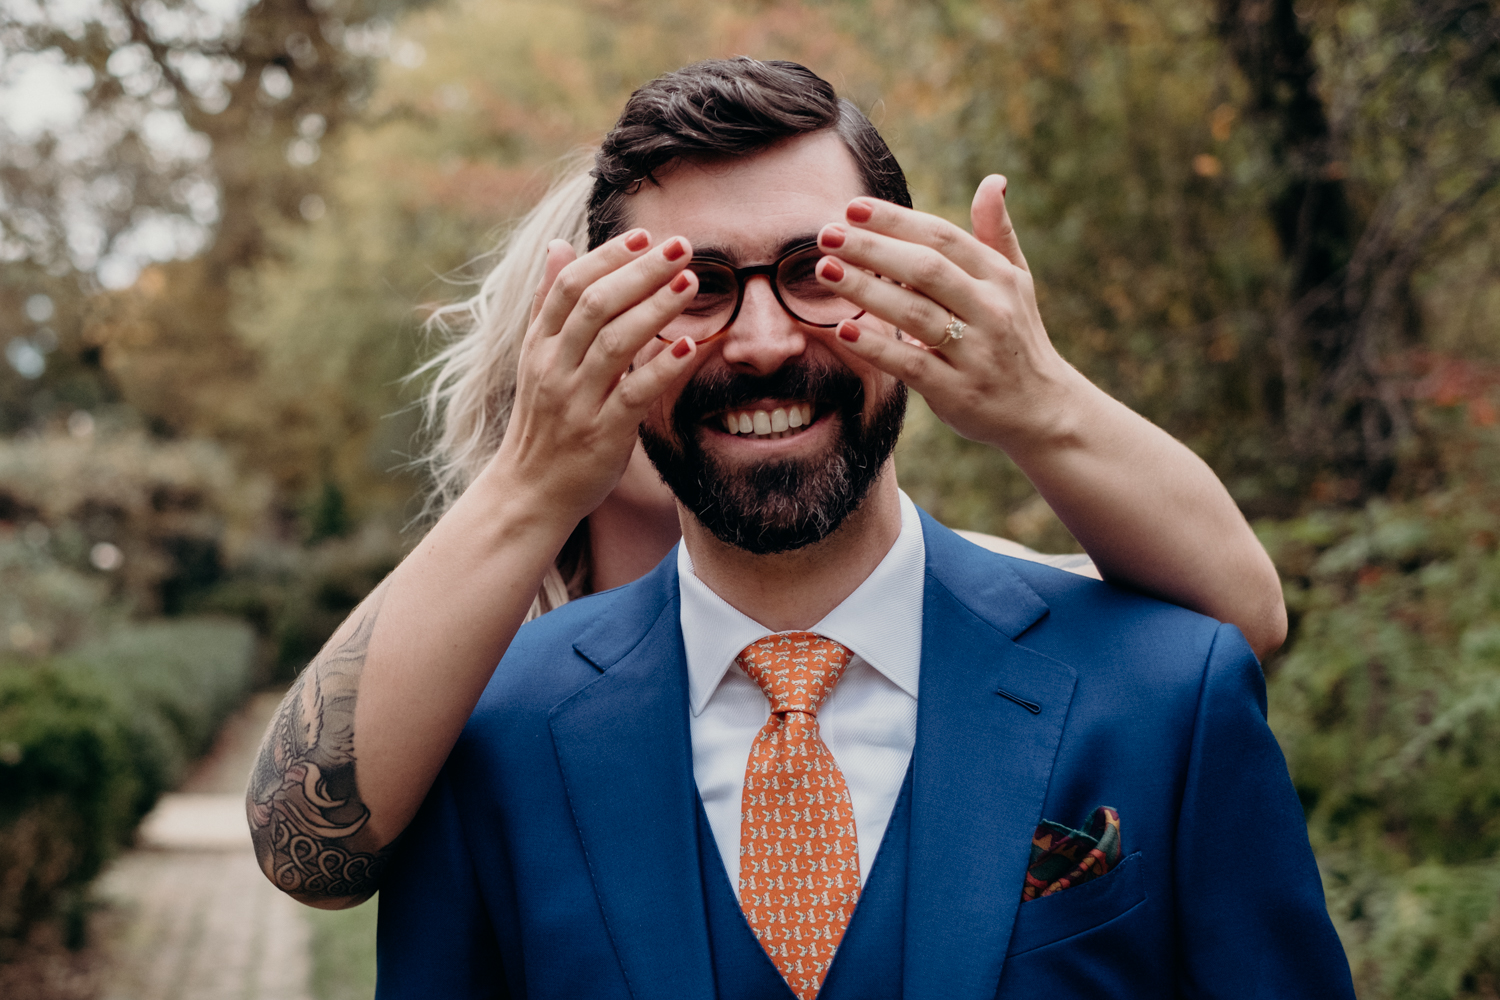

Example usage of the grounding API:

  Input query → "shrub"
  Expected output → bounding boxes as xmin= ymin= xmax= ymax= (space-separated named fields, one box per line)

xmin=0 ymin=428 xmax=272 ymax=618
xmin=190 ymin=521 xmax=405 ymax=681
xmin=1260 ymin=422 xmax=1500 ymax=998
xmin=0 ymin=616 xmax=256 ymax=951
xmin=0 ymin=535 xmax=113 ymax=661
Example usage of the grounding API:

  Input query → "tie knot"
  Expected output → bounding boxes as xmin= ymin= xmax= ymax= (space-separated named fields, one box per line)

xmin=735 ymin=632 xmax=852 ymax=716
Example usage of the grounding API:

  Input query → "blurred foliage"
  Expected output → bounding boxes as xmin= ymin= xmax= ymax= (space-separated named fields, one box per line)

xmin=0 ymin=617 xmax=256 ymax=953
xmin=872 ymin=0 xmax=1500 ymax=512
xmin=0 ymin=426 xmax=270 ymax=622
xmin=0 ymin=536 xmax=111 ymax=665
xmin=192 ymin=520 xmax=405 ymax=680
xmin=1260 ymin=412 xmax=1500 ymax=998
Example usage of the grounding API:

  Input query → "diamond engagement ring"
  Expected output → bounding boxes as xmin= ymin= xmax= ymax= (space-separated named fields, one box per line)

xmin=935 ymin=314 xmax=967 ymax=348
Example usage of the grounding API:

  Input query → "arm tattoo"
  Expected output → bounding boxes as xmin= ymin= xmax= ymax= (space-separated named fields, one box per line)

xmin=247 ymin=581 xmax=393 ymax=902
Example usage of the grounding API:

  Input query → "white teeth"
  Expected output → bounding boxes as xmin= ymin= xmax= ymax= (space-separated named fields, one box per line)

xmin=720 ymin=404 xmax=816 ymax=437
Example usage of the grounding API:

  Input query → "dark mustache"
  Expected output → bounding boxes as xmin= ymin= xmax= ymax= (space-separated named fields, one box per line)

xmin=673 ymin=361 xmax=866 ymax=428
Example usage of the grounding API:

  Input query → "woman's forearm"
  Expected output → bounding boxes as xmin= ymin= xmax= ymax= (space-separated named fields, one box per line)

xmin=246 ymin=468 xmax=575 ymax=908
xmin=245 ymin=224 xmax=704 ymax=907
xmin=1000 ymin=370 xmax=1286 ymax=660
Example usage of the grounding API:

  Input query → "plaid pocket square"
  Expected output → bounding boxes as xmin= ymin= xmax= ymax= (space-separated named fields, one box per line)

xmin=1021 ymin=805 xmax=1122 ymax=902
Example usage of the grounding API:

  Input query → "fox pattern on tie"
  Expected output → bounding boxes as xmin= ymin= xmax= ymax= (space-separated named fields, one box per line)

xmin=735 ymin=632 xmax=860 ymax=1000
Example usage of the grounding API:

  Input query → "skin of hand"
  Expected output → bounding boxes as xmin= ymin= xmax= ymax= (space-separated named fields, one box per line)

xmin=249 ymin=229 xmax=710 ymax=907
xmin=810 ymin=176 xmax=1287 ymax=658
xmin=495 ymin=231 xmax=708 ymax=535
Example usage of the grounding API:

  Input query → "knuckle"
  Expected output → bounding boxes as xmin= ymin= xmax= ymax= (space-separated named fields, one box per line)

xmin=614 ymin=381 xmax=641 ymax=409
xmin=912 ymin=250 xmax=947 ymax=288
xmin=617 ymin=369 xmax=662 ymax=410
xmin=575 ymin=287 xmax=610 ymax=324
xmin=595 ymin=324 xmax=627 ymax=358
xmin=902 ymin=296 xmax=934 ymax=333
xmin=928 ymin=219 xmax=961 ymax=254
xmin=894 ymin=349 xmax=927 ymax=383
xmin=554 ymin=267 xmax=588 ymax=303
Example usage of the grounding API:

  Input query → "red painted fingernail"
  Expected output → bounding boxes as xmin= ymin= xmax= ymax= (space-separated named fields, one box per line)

xmin=663 ymin=238 xmax=687 ymax=261
xmin=820 ymin=225 xmax=846 ymax=249
xmin=670 ymin=272 xmax=691 ymax=294
xmin=625 ymin=229 xmax=649 ymax=252
xmin=671 ymin=336 xmax=693 ymax=358
xmin=820 ymin=258 xmax=845 ymax=282
xmin=838 ymin=321 xmax=861 ymax=343
xmin=846 ymin=199 xmax=873 ymax=223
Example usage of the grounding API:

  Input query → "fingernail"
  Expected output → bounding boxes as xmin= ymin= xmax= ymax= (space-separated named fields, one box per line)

xmin=820 ymin=225 xmax=846 ymax=249
xmin=819 ymin=258 xmax=845 ymax=282
xmin=846 ymin=199 xmax=873 ymax=223
xmin=663 ymin=237 xmax=687 ymax=261
xmin=838 ymin=321 xmax=861 ymax=343
xmin=625 ymin=229 xmax=649 ymax=252
xmin=670 ymin=272 xmax=691 ymax=294
xmin=998 ymin=175 xmax=1008 ymax=197
xmin=671 ymin=336 xmax=693 ymax=358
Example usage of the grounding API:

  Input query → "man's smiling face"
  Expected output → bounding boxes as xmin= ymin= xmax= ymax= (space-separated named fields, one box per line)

xmin=629 ymin=130 xmax=907 ymax=554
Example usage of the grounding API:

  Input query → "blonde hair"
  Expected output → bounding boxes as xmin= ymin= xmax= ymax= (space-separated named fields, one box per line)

xmin=413 ymin=155 xmax=596 ymax=620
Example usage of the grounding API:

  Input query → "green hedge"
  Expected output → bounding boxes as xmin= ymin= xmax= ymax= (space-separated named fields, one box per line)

xmin=0 ymin=616 xmax=256 ymax=952
xmin=1261 ymin=463 xmax=1500 ymax=998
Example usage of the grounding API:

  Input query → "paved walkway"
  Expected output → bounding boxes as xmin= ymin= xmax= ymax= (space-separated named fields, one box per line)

xmin=94 ymin=692 xmax=315 ymax=1000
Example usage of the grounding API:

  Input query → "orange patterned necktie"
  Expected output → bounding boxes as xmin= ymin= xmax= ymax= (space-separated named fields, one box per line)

xmin=735 ymin=633 xmax=861 ymax=1000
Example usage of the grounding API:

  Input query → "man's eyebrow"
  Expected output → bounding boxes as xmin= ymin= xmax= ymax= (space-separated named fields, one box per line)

xmin=691 ymin=233 xmax=821 ymax=266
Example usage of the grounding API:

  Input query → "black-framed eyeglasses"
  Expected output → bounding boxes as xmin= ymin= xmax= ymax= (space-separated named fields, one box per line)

xmin=657 ymin=242 xmax=866 ymax=346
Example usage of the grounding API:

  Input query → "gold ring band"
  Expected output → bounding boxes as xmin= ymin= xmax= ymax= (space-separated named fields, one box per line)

xmin=935 ymin=313 xmax=966 ymax=348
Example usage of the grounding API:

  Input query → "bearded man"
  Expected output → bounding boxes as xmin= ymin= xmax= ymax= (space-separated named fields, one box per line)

xmin=374 ymin=59 xmax=1354 ymax=1000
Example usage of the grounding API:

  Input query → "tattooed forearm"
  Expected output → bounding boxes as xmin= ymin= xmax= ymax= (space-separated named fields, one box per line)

xmin=247 ymin=580 xmax=394 ymax=904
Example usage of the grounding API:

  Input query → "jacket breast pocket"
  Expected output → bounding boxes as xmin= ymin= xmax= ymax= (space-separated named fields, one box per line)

xmin=1004 ymin=851 xmax=1147 ymax=957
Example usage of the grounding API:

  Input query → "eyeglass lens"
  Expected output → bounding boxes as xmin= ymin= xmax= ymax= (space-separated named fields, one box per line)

xmin=664 ymin=245 xmax=863 ymax=343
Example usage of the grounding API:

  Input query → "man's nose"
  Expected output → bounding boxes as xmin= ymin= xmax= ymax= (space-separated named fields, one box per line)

xmin=718 ymin=275 xmax=807 ymax=376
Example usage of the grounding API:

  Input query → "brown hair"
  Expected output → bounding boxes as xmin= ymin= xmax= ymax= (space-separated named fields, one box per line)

xmin=587 ymin=58 xmax=910 ymax=250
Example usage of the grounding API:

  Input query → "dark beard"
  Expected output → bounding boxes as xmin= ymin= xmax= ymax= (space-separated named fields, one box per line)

xmin=639 ymin=360 xmax=907 ymax=555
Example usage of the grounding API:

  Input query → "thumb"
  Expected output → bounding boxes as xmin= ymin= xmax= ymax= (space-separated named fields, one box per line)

xmin=531 ymin=239 xmax=577 ymax=323
xmin=971 ymin=175 xmax=1029 ymax=273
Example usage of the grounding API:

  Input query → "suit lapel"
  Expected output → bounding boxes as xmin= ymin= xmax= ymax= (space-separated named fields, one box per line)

xmin=548 ymin=554 xmax=715 ymax=1000
xmin=903 ymin=513 xmax=1079 ymax=1000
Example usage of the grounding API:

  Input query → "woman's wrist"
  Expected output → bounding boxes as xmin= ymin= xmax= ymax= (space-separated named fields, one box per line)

xmin=980 ymin=356 xmax=1099 ymax=467
xmin=465 ymin=448 xmax=598 ymax=550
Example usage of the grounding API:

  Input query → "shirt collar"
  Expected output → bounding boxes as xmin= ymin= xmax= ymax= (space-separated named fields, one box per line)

xmin=678 ymin=491 xmax=926 ymax=716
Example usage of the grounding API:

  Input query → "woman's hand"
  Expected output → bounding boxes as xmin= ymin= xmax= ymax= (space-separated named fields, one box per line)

xmin=811 ymin=175 xmax=1088 ymax=457
xmin=811 ymin=177 xmax=1287 ymax=658
xmin=489 ymin=229 xmax=704 ymax=529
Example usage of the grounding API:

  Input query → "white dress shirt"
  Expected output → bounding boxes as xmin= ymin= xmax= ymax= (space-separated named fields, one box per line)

xmin=678 ymin=491 xmax=925 ymax=898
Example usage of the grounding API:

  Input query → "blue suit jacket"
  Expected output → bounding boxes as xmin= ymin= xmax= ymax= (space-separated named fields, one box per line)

xmin=377 ymin=511 xmax=1354 ymax=999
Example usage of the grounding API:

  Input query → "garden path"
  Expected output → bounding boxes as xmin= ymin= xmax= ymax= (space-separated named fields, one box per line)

xmin=94 ymin=691 xmax=314 ymax=1000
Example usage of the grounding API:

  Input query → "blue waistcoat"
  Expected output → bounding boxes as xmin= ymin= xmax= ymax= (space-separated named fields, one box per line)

xmin=698 ymin=768 xmax=912 ymax=1000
